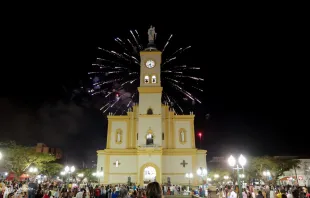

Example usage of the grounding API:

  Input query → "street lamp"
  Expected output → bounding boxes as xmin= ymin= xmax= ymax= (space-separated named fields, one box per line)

xmin=77 ymin=173 xmax=84 ymax=178
xmin=263 ymin=170 xmax=271 ymax=184
xmin=197 ymin=167 xmax=207 ymax=197
xmin=228 ymin=154 xmax=246 ymax=198
xmin=185 ymin=173 xmax=193 ymax=191
xmin=224 ymin=175 xmax=229 ymax=180
xmin=93 ymin=171 xmax=104 ymax=184
xmin=29 ymin=167 xmax=38 ymax=173
xmin=214 ymin=174 xmax=219 ymax=179
xmin=64 ymin=166 xmax=75 ymax=182
xmin=0 ymin=152 xmax=2 ymax=160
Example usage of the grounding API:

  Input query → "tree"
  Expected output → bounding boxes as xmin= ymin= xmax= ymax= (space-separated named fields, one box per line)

xmin=242 ymin=156 xmax=301 ymax=185
xmin=208 ymin=168 xmax=231 ymax=186
xmin=271 ymin=158 xmax=301 ymax=185
xmin=0 ymin=142 xmax=56 ymax=177
xmin=76 ymin=168 xmax=97 ymax=182
xmin=39 ymin=163 xmax=63 ymax=178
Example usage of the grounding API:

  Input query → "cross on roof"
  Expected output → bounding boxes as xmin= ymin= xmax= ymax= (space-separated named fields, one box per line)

xmin=113 ymin=160 xmax=121 ymax=167
xmin=180 ymin=160 xmax=188 ymax=167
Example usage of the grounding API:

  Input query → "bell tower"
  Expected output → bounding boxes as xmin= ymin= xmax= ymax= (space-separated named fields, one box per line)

xmin=138 ymin=26 xmax=163 ymax=115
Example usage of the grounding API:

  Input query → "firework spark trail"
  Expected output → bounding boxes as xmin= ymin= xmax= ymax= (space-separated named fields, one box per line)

xmin=130 ymin=30 xmax=141 ymax=50
xmin=170 ymin=47 xmax=183 ymax=58
xmin=131 ymin=56 xmax=139 ymax=63
xmin=127 ymin=39 xmax=138 ymax=54
xmin=92 ymin=64 xmax=113 ymax=69
xmin=192 ymin=86 xmax=203 ymax=92
xmin=100 ymin=103 xmax=110 ymax=111
xmin=96 ymin=58 xmax=124 ymax=67
xmin=115 ymin=38 xmax=130 ymax=52
xmin=162 ymin=34 xmax=173 ymax=53
xmin=175 ymin=75 xmax=204 ymax=81
xmin=134 ymin=30 xmax=143 ymax=49
xmin=130 ymin=79 xmax=137 ymax=84
xmin=163 ymin=70 xmax=182 ymax=74
xmin=110 ymin=51 xmax=131 ymax=62
xmin=93 ymin=78 xmax=123 ymax=86
xmin=102 ymin=102 xmax=112 ymax=113
xmin=91 ymin=30 xmax=203 ymax=114
xmin=167 ymin=46 xmax=191 ymax=60
xmin=170 ymin=83 xmax=195 ymax=101
xmin=164 ymin=77 xmax=184 ymax=84
xmin=105 ymin=92 xmax=113 ymax=98
xmin=131 ymin=91 xmax=137 ymax=99
xmin=161 ymin=57 xmax=176 ymax=66
xmin=115 ymin=38 xmax=131 ymax=52
xmin=164 ymin=92 xmax=183 ymax=114
xmin=180 ymin=46 xmax=191 ymax=53
xmin=127 ymin=100 xmax=132 ymax=107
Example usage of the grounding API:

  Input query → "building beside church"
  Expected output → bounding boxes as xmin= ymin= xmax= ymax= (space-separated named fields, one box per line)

xmin=35 ymin=143 xmax=62 ymax=159
xmin=97 ymin=27 xmax=207 ymax=185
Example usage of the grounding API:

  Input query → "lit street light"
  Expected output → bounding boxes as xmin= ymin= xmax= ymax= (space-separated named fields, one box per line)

xmin=29 ymin=167 xmax=38 ymax=173
xmin=224 ymin=175 xmax=229 ymax=180
xmin=214 ymin=174 xmax=219 ymax=179
xmin=77 ymin=173 xmax=84 ymax=178
xmin=64 ymin=166 xmax=75 ymax=182
xmin=263 ymin=170 xmax=271 ymax=184
xmin=93 ymin=171 xmax=104 ymax=184
xmin=197 ymin=167 xmax=207 ymax=197
xmin=228 ymin=154 xmax=246 ymax=198
xmin=185 ymin=173 xmax=193 ymax=191
xmin=0 ymin=152 xmax=2 ymax=160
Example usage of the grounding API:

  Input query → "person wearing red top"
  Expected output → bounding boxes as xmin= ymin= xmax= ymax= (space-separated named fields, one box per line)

xmin=43 ymin=191 xmax=49 ymax=198
xmin=95 ymin=187 xmax=101 ymax=198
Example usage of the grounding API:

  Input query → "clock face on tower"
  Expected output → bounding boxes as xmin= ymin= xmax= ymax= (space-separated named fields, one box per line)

xmin=145 ymin=59 xmax=155 ymax=68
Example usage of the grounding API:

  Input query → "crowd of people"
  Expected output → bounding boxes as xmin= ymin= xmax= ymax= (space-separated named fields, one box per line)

xmin=216 ymin=185 xmax=310 ymax=198
xmin=0 ymin=179 xmax=202 ymax=198
xmin=2 ymin=178 xmax=309 ymax=198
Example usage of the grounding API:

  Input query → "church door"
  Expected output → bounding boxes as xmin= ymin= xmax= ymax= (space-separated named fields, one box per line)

xmin=143 ymin=166 xmax=156 ymax=184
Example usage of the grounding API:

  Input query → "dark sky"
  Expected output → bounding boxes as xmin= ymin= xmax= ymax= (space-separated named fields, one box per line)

xmin=0 ymin=12 xmax=307 ymax=166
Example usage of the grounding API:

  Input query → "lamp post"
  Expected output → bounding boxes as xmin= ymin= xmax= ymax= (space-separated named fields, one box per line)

xmin=93 ymin=171 xmax=104 ymax=184
xmin=185 ymin=173 xmax=193 ymax=191
xmin=228 ymin=155 xmax=246 ymax=198
xmin=64 ymin=166 xmax=75 ymax=182
xmin=197 ymin=167 xmax=207 ymax=197
xmin=263 ymin=170 xmax=271 ymax=184
xmin=224 ymin=175 xmax=229 ymax=184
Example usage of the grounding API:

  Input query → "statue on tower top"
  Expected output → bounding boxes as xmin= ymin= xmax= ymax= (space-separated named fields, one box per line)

xmin=148 ymin=26 xmax=156 ymax=42
xmin=146 ymin=26 xmax=157 ymax=50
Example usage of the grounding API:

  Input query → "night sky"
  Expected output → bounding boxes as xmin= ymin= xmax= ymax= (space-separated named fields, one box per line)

xmin=1 ymin=13 xmax=307 ymax=166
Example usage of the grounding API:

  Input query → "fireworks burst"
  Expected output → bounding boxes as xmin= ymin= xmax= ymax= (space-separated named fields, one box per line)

xmin=88 ymin=29 xmax=203 ymax=115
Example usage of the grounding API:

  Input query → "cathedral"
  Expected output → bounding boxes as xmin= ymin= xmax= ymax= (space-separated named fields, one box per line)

xmin=96 ymin=27 xmax=207 ymax=185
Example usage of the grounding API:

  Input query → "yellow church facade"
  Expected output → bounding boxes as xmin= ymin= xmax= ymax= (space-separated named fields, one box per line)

xmin=97 ymin=28 xmax=207 ymax=185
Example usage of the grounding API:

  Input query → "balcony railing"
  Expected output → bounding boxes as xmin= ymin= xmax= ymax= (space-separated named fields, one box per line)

xmin=139 ymin=144 xmax=160 ymax=148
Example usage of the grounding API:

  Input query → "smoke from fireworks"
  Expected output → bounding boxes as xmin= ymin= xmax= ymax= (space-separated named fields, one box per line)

xmin=88 ymin=29 xmax=203 ymax=115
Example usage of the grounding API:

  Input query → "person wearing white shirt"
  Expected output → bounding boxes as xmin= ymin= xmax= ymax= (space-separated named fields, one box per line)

xmin=228 ymin=186 xmax=237 ymax=198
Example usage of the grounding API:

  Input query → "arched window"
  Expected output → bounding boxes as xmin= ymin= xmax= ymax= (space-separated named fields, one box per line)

xmin=147 ymin=108 xmax=153 ymax=115
xmin=152 ymin=75 xmax=156 ymax=83
xmin=144 ymin=75 xmax=149 ymax=83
